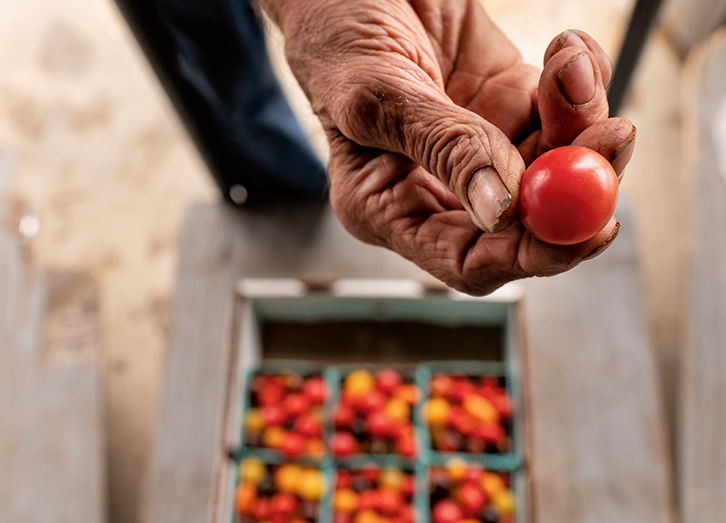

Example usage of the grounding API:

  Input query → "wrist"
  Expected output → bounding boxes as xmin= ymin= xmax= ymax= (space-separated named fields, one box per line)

xmin=259 ymin=0 xmax=343 ymax=42
xmin=255 ymin=0 xmax=311 ymax=31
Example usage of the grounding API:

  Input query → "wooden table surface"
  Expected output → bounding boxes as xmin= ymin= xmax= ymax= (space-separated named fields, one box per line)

xmin=679 ymin=29 xmax=726 ymax=523
xmin=0 ymin=152 xmax=106 ymax=523
xmin=142 ymin=197 xmax=673 ymax=523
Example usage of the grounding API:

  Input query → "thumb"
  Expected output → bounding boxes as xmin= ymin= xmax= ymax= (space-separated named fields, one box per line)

xmin=327 ymin=67 xmax=524 ymax=232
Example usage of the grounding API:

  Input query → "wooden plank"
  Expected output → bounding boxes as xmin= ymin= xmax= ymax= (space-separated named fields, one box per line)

xmin=140 ymin=202 xmax=435 ymax=523
xmin=0 ymin=153 xmax=105 ymax=523
xmin=661 ymin=0 xmax=726 ymax=55
xmin=522 ymin=196 xmax=674 ymax=523
xmin=679 ymin=29 xmax=726 ymax=523
xmin=143 ymin=198 xmax=673 ymax=523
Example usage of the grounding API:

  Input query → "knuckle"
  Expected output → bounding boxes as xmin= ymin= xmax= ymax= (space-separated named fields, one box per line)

xmin=423 ymin=123 xmax=487 ymax=194
xmin=333 ymin=77 xmax=403 ymax=147
xmin=423 ymin=125 xmax=468 ymax=184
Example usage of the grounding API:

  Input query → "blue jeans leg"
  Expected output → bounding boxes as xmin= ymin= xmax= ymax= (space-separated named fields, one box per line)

xmin=155 ymin=0 xmax=329 ymax=203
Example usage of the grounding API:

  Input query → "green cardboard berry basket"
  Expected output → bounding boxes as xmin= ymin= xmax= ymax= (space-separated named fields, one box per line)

xmin=327 ymin=362 xmax=422 ymax=468
xmin=416 ymin=360 xmax=523 ymax=471
xmin=226 ymin=450 xmax=335 ymax=523
xmin=234 ymin=359 xmax=339 ymax=465
xmin=322 ymin=462 xmax=422 ymax=523
xmin=416 ymin=454 xmax=527 ymax=523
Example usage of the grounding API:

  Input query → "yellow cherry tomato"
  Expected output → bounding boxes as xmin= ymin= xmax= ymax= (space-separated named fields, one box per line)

xmin=394 ymin=384 xmax=418 ymax=405
xmin=480 ymin=471 xmax=506 ymax=497
xmin=493 ymin=489 xmax=515 ymax=517
xmin=445 ymin=457 xmax=468 ymax=482
xmin=261 ymin=426 xmax=285 ymax=449
xmin=345 ymin=370 xmax=375 ymax=397
xmin=245 ymin=408 xmax=265 ymax=434
xmin=334 ymin=488 xmax=360 ymax=513
xmin=298 ymin=468 xmax=325 ymax=501
xmin=379 ymin=468 xmax=405 ymax=491
xmin=463 ymin=393 xmax=500 ymax=424
xmin=354 ymin=509 xmax=382 ymax=523
xmin=426 ymin=397 xmax=451 ymax=426
xmin=275 ymin=463 xmax=302 ymax=493
xmin=234 ymin=482 xmax=256 ymax=515
xmin=306 ymin=438 xmax=325 ymax=457
xmin=239 ymin=458 xmax=266 ymax=485
xmin=385 ymin=398 xmax=410 ymax=422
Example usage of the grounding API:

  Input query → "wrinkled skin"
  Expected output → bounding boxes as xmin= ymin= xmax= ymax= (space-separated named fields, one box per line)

xmin=260 ymin=0 xmax=636 ymax=295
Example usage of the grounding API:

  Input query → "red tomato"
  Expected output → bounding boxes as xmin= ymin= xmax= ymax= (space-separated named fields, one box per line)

xmin=366 ymin=409 xmax=394 ymax=437
xmin=302 ymin=376 xmax=327 ymax=404
xmin=282 ymin=393 xmax=310 ymax=417
xmin=377 ymin=488 xmax=403 ymax=516
xmin=331 ymin=431 xmax=358 ymax=456
xmin=431 ymin=499 xmax=464 ymax=523
xmin=519 ymin=146 xmax=618 ymax=245
xmin=375 ymin=368 xmax=403 ymax=394
xmin=294 ymin=412 xmax=322 ymax=438
xmin=279 ymin=432 xmax=305 ymax=458
xmin=361 ymin=389 xmax=386 ymax=412
xmin=334 ymin=403 xmax=356 ymax=428
xmin=269 ymin=492 xmax=299 ymax=516
xmin=457 ymin=481 xmax=487 ymax=515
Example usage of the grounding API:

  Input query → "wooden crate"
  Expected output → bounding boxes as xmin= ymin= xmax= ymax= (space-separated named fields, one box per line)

xmin=214 ymin=279 xmax=531 ymax=523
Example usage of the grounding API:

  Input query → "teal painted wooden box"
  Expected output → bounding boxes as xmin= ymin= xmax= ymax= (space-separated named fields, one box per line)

xmin=216 ymin=278 xmax=530 ymax=523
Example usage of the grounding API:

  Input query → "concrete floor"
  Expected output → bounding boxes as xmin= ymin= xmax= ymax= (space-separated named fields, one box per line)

xmin=0 ymin=0 xmax=687 ymax=522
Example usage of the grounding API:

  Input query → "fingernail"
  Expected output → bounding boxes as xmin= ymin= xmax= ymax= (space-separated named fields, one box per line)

xmin=611 ymin=125 xmax=637 ymax=178
xmin=546 ymin=30 xmax=588 ymax=62
xmin=466 ymin=167 xmax=511 ymax=233
xmin=561 ymin=30 xmax=587 ymax=49
xmin=554 ymin=30 xmax=587 ymax=54
xmin=584 ymin=222 xmax=620 ymax=260
xmin=557 ymin=52 xmax=595 ymax=105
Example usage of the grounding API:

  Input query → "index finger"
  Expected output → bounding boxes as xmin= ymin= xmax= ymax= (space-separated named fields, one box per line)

xmin=537 ymin=32 xmax=611 ymax=151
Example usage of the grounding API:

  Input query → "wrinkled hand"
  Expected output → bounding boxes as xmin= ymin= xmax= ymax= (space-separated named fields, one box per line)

xmin=261 ymin=0 xmax=636 ymax=295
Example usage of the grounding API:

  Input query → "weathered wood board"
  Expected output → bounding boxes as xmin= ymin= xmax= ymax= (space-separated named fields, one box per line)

xmin=142 ymin=196 xmax=673 ymax=523
xmin=0 ymin=152 xmax=106 ymax=523
xmin=523 ymin=198 xmax=673 ymax=523
xmin=139 ymin=202 xmax=437 ymax=523
xmin=679 ymin=29 xmax=726 ymax=523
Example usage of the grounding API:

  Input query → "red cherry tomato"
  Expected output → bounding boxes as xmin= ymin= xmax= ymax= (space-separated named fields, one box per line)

xmin=270 ymin=492 xmax=299 ymax=516
xmin=279 ymin=432 xmax=306 ymax=458
xmin=375 ymin=368 xmax=403 ymax=394
xmin=519 ymin=145 xmax=618 ymax=245
xmin=432 ymin=499 xmax=464 ymax=523
xmin=302 ymin=376 xmax=327 ymax=404
xmin=335 ymin=403 xmax=356 ymax=428
xmin=331 ymin=431 xmax=358 ymax=456
xmin=457 ymin=481 xmax=487 ymax=515
xmin=377 ymin=488 xmax=403 ymax=516
xmin=361 ymin=389 xmax=386 ymax=412
xmin=366 ymin=409 xmax=394 ymax=437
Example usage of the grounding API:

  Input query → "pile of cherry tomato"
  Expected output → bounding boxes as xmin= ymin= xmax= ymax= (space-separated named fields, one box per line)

xmin=331 ymin=369 xmax=418 ymax=457
xmin=244 ymin=373 xmax=327 ymax=459
xmin=333 ymin=466 xmax=415 ymax=523
xmin=424 ymin=374 xmax=512 ymax=454
xmin=429 ymin=461 xmax=515 ymax=523
xmin=235 ymin=458 xmax=325 ymax=523
xmin=236 ymin=367 xmax=518 ymax=522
